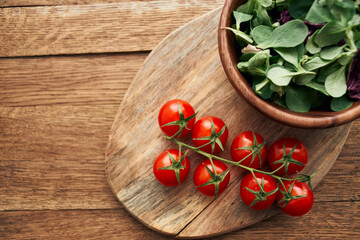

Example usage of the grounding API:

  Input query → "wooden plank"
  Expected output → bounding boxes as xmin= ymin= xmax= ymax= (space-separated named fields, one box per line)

xmin=0 ymin=1 xmax=224 ymax=57
xmin=0 ymin=108 xmax=359 ymax=211
xmin=0 ymin=0 xmax=147 ymax=7
xmin=0 ymin=201 xmax=359 ymax=239
xmin=0 ymin=208 xmax=170 ymax=240
xmin=0 ymin=105 xmax=120 ymax=210
xmin=0 ymin=53 xmax=147 ymax=106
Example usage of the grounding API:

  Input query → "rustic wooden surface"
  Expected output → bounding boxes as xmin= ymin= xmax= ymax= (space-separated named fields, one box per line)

xmin=0 ymin=1 xmax=359 ymax=239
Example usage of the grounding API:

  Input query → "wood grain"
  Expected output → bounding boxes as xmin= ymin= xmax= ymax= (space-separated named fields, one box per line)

xmin=0 ymin=0 xmax=150 ymax=7
xmin=0 ymin=53 xmax=147 ymax=106
xmin=0 ymin=104 xmax=359 ymax=211
xmin=105 ymin=8 xmax=354 ymax=237
xmin=0 ymin=105 xmax=120 ymax=210
xmin=1 ymin=1 xmax=359 ymax=239
xmin=0 ymin=0 xmax=224 ymax=57
xmin=1 ymin=201 xmax=359 ymax=239
xmin=1 ymin=50 xmax=358 ymax=211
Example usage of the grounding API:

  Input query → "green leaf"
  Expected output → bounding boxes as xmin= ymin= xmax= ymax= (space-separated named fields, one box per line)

xmin=305 ymin=81 xmax=329 ymax=96
xmin=274 ymin=96 xmax=287 ymax=108
xmin=294 ymin=73 xmax=316 ymax=85
xmin=223 ymin=27 xmax=254 ymax=44
xmin=270 ymin=83 xmax=281 ymax=92
xmin=356 ymin=41 xmax=360 ymax=49
xmin=331 ymin=95 xmax=354 ymax=111
xmin=354 ymin=27 xmax=360 ymax=42
xmin=303 ymin=56 xmax=332 ymax=71
xmin=288 ymin=0 xmax=313 ymax=19
xmin=320 ymin=45 xmax=345 ymax=60
xmin=276 ymin=0 xmax=288 ymax=6
xmin=253 ymin=77 xmax=268 ymax=91
xmin=260 ymin=82 xmax=272 ymax=99
xmin=240 ymin=53 xmax=255 ymax=62
xmin=314 ymin=21 xmax=346 ymax=48
xmin=305 ymin=30 xmax=321 ymax=54
xmin=325 ymin=65 xmax=347 ymax=97
xmin=316 ymin=62 xmax=339 ymax=83
xmin=350 ymin=14 xmax=360 ymax=27
xmin=305 ymin=0 xmax=333 ymax=24
xmin=266 ymin=65 xmax=293 ymax=86
xmin=267 ymin=65 xmax=315 ymax=86
xmin=285 ymin=85 xmax=312 ymax=112
xmin=251 ymin=8 xmax=272 ymax=28
xmin=275 ymin=44 xmax=304 ymax=67
xmin=269 ymin=55 xmax=281 ymax=65
xmin=251 ymin=25 xmax=273 ymax=45
xmin=253 ymin=78 xmax=272 ymax=99
xmin=233 ymin=11 xmax=253 ymax=30
xmin=329 ymin=0 xmax=355 ymax=25
xmin=237 ymin=0 xmax=256 ymax=14
xmin=257 ymin=20 xmax=308 ymax=49
xmin=337 ymin=51 xmax=357 ymax=66
xmin=238 ymin=50 xmax=270 ymax=76
xmin=259 ymin=0 xmax=273 ymax=8
xmin=309 ymin=89 xmax=329 ymax=108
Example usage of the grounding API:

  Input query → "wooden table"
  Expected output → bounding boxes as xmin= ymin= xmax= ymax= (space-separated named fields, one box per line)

xmin=1 ymin=1 xmax=359 ymax=239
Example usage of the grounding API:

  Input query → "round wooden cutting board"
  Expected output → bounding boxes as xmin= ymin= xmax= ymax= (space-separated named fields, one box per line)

xmin=105 ymin=7 xmax=351 ymax=238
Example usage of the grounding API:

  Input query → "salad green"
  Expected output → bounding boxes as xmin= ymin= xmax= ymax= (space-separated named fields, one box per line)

xmin=226 ymin=0 xmax=360 ymax=112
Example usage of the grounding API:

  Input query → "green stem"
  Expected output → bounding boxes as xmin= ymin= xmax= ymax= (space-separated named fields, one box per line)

xmin=209 ymin=156 xmax=218 ymax=175
xmin=166 ymin=137 xmax=300 ymax=182
xmin=250 ymin=169 xmax=264 ymax=191
xmin=346 ymin=28 xmax=357 ymax=52
xmin=278 ymin=178 xmax=286 ymax=191
xmin=269 ymin=164 xmax=284 ymax=174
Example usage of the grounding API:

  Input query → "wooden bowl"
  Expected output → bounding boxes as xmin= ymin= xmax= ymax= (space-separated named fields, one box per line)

xmin=218 ymin=0 xmax=360 ymax=128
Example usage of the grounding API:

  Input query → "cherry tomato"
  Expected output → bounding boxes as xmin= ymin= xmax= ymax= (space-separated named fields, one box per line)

xmin=192 ymin=116 xmax=228 ymax=154
xmin=193 ymin=159 xmax=230 ymax=196
xmin=230 ymin=131 xmax=267 ymax=169
xmin=158 ymin=99 xmax=196 ymax=138
xmin=277 ymin=180 xmax=314 ymax=216
xmin=268 ymin=138 xmax=308 ymax=176
xmin=153 ymin=149 xmax=190 ymax=187
xmin=240 ymin=172 xmax=278 ymax=210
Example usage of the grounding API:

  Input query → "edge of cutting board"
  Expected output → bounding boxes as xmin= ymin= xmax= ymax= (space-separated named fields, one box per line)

xmin=105 ymin=7 xmax=351 ymax=238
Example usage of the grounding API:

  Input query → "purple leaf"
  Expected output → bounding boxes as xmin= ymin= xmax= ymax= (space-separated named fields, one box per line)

xmin=304 ymin=21 xmax=325 ymax=41
xmin=347 ymin=50 xmax=360 ymax=100
xmin=280 ymin=10 xmax=292 ymax=24
xmin=304 ymin=21 xmax=325 ymax=28
xmin=337 ymin=39 xmax=346 ymax=46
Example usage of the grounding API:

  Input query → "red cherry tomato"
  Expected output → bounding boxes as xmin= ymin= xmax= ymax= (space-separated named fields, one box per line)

xmin=230 ymin=131 xmax=267 ymax=169
xmin=277 ymin=180 xmax=314 ymax=216
xmin=240 ymin=172 xmax=278 ymax=210
xmin=153 ymin=149 xmax=190 ymax=187
xmin=158 ymin=99 xmax=196 ymax=138
xmin=193 ymin=159 xmax=230 ymax=196
xmin=192 ymin=116 xmax=228 ymax=154
xmin=268 ymin=138 xmax=308 ymax=176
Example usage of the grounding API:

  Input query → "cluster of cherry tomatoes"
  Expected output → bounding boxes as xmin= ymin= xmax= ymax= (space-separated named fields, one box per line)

xmin=153 ymin=99 xmax=314 ymax=217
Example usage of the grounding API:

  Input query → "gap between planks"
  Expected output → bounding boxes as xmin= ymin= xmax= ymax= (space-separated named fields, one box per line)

xmin=1 ymin=198 xmax=360 ymax=213
xmin=1 ymin=202 xmax=359 ymax=239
